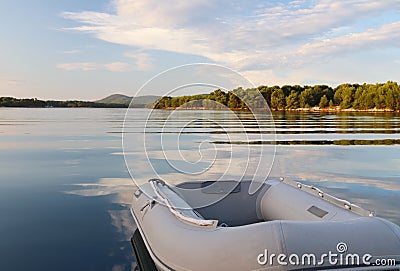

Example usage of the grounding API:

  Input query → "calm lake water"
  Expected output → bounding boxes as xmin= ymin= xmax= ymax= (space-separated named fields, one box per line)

xmin=0 ymin=108 xmax=399 ymax=270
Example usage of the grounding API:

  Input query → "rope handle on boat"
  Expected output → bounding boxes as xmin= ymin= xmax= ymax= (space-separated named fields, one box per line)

xmin=140 ymin=199 xmax=156 ymax=211
xmin=148 ymin=179 xmax=218 ymax=228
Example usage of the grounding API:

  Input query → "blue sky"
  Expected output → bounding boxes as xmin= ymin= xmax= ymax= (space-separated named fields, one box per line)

xmin=0 ymin=0 xmax=399 ymax=100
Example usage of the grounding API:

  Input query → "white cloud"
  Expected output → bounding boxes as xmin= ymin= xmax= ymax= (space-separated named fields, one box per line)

xmin=60 ymin=0 xmax=400 ymax=82
xmin=5 ymin=79 xmax=26 ymax=86
xmin=241 ymin=70 xmax=293 ymax=87
xmin=0 ymin=78 xmax=26 ymax=90
xmin=60 ymin=49 xmax=80 ymax=54
xmin=109 ymin=0 xmax=217 ymax=26
xmin=294 ymin=22 xmax=400 ymax=58
xmin=124 ymin=52 xmax=154 ymax=71
xmin=258 ymin=0 xmax=399 ymax=38
xmin=103 ymin=62 xmax=132 ymax=72
xmin=57 ymin=61 xmax=132 ymax=72
xmin=258 ymin=21 xmax=400 ymax=69
xmin=57 ymin=62 xmax=99 ymax=71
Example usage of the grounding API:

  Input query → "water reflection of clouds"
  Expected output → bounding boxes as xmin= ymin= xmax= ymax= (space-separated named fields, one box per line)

xmin=121 ymin=144 xmax=275 ymax=186
xmin=271 ymin=146 xmax=400 ymax=225
xmin=66 ymin=178 xmax=136 ymax=204
xmin=0 ymin=137 xmax=120 ymax=150
xmin=64 ymin=176 xmax=138 ymax=270
xmin=65 ymin=178 xmax=137 ymax=244
xmin=273 ymin=147 xmax=400 ymax=191
xmin=65 ymin=110 xmax=400 ymax=232
xmin=92 ymin=148 xmax=400 ymax=225
xmin=2 ymin=107 xmax=398 ymax=271
xmin=63 ymin=159 xmax=81 ymax=165
xmin=301 ymin=174 xmax=400 ymax=192
xmin=109 ymin=210 xmax=136 ymax=241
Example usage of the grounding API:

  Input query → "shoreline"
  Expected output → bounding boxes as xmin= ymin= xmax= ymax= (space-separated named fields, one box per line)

xmin=1 ymin=106 xmax=399 ymax=113
xmin=154 ymin=106 xmax=400 ymax=113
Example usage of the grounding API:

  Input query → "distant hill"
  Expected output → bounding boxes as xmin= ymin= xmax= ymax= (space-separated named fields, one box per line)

xmin=96 ymin=94 xmax=132 ymax=104
xmin=96 ymin=94 xmax=160 ymax=107
xmin=0 ymin=94 xmax=160 ymax=108
xmin=0 ymin=97 xmax=127 ymax=108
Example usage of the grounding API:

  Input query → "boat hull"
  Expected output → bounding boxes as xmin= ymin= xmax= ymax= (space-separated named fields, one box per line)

xmin=131 ymin=179 xmax=400 ymax=270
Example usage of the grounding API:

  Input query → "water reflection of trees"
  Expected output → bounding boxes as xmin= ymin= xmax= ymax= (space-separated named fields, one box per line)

xmin=212 ymin=139 xmax=400 ymax=146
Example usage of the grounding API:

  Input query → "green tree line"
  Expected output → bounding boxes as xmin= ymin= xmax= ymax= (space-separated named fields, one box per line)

xmin=153 ymin=81 xmax=400 ymax=111
xmin=0 ymin=97 xmax=127 ymax=108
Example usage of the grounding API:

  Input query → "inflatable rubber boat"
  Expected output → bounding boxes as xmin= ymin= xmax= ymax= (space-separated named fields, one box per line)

xmin=130 ymin=178 xmax=400 ymax=270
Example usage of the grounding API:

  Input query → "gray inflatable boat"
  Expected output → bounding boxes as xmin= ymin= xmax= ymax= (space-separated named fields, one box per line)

xmin=131 ymin=178 xmax=400 ymax=270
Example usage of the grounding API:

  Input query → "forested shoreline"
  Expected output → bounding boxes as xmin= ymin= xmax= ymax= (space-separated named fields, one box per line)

xmin=0 ymin=97 xmax=128 ymax=108
xmin=154 ymin=81 xmax=400 ymax=112
xmin=2 ymin=81 xmax=399 ymax=111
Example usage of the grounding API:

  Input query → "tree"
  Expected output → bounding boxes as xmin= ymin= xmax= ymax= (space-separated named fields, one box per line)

xmin=312 ymin=85 xmax=330 ymax=104
xmin=157 ymin=96 xmax=174 ymax=109
xmin=259 ymin=86 xmax=273 ymax=107
xmin=227 ymin=91 xmax=240 ymax=109
xmin=319 ymin=95 xmax=328 ymax=108
xmin=334 ymin=84 xmax=357 ymax=109
xmin=271 ymin=89 xmax=285 ymax=109
xmin=286 ymin=91 xmax=299 ymax=109
xmin=170 ymin=98 xmax=180 ymax=108
xmin=384 ymin=81 xmax=399 ymax=110
xmin=211 ymin=89 xmax=228 ymax=106
xmin=299 ymin=88 xmax=314 ymax=108
xmin=341 ymin=86 xmax=356 ymax=109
